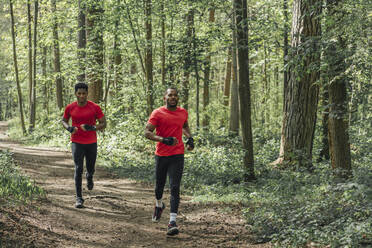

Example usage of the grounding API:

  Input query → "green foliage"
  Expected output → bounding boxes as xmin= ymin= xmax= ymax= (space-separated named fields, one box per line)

xmin=0 ymin=150 xmax=45 ymax=206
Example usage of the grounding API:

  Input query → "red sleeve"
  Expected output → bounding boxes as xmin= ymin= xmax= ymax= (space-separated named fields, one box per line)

xmin=63 ymin=104 xmax=71 ymax=120
xmin=148 ymin=109 xmax=159 ymax=126
xmin=95 ymin=104 xmax=104 ymax=119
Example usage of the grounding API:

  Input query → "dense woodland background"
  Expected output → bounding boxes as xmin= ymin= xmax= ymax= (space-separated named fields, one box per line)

xmin=0 ymin=0 xmax=371 ymax=246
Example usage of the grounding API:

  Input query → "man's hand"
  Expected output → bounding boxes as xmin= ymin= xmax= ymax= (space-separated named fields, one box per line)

xmin=67 ymin=126 xmax=77 ymax=134
xmin=81 ymin=124 xmax=96 ymax=131
xmin=162 ymin=137 xmax=178 ymax=146
xmin=186 ymin=137 xmax=194 ymax=151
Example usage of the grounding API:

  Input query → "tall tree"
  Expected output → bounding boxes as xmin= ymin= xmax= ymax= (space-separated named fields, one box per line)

xmin=77 ymin=0 xmax=86 ymax=83
xmin=229 ymin=1 xmax=239 ymax=134
xmin=145 ymin=0 xmax=153 ymax=115
xmin=283 ymin=0 xmax=289 ymax=110
xmin=275 ymin=0 xmax=322 ymax=166
xmin=235 ymin=0 xmax=255 ymax=180
xmin=160 ymin=0 xmax=166 ymax=85
xmin=30 ymin=0 xmax=38 ymax=131
xmin=182 ymin=8 xmax=194 ymax=110
xmin=86 ymin=0 xmax=104 ymax=103
xmin=51 ymin=0 xmax=63 ymax=109
xmin=202 ymin=8 xmax=215 ymax=128
xmin=9 ymin=0 xmax=26 ymax=134
xmin=27 ymin=1 xmax=33 ymax=109
xmin=325 ymin=0 xmax=351 ymax=175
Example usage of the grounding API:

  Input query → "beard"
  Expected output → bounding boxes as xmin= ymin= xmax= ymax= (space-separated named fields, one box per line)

xmin=166 ymin=99 xmax=178 ymax=108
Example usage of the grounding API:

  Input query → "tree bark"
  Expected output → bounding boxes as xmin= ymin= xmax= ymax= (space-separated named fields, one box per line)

xmin=51 ymin=0 xmax=63 ymax=109
xmin=9 ymin=0 xmax=26 ymax=134
xmin=229 ymin=1 xmax=239 ymax=135
xmin=223 ymin=48 xmax=232 ymax=107
xmin=275 ymin=0 xmax=322 ymax=167
xmin=182 ymin=8 xmax=194 ymax=110
xmin=145 ymin=0 xmax=154 ymax=115
xmin=326 ymin=0 xmax=351 ymax=175
xmin=77 ymin=0 xmax=86 ymax=83
xmin=235 ymin=0 xmax=255 ymax=180
xmin=86 ymin=0 xmax=104 ymax=103
xmin=202 ymin=8 xmax=215 ymax=128
xmin=160 ymin=0 xmax=166 ymax=85
xmin=283 ymin=0 xmax=289 ymax=110
xmin=30 ymin=0 xmax=38 ymax=131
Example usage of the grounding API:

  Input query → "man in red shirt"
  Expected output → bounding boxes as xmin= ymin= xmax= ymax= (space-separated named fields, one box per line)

xmin=144 ymin=87 xmax=194 ymax=235
xmin=61 ymin=82 xmax=106 ymax=208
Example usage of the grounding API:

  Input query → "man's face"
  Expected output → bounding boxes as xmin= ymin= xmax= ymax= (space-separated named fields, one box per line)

xmin=164 ymin=89 xmax=179 ymax=108
xmin=75 ymin=88 xmax=88 ymax=105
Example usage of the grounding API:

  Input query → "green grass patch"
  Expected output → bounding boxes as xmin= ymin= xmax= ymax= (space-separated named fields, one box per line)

xmin=0 ymin=150 xmax=45 ymax=206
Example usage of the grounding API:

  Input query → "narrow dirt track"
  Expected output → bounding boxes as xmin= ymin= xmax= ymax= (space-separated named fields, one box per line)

xmin=0 ymin=121 xmax=270 ymax=248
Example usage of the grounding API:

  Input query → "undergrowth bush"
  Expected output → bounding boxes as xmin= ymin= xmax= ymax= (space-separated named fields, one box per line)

xmin=0 ymin=150 xmax=45 ymax=205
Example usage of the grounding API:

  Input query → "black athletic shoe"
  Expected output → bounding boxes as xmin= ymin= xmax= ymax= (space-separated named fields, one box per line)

xmin=152 ymin=202 xmax=165 ymax=222
xmin=167 ymin=221 xmax=179 ymax=236
xmin=75 ymin=197 xmax=84 ymax=208
xmin=87 ymin=177 xmax=94 ymax=190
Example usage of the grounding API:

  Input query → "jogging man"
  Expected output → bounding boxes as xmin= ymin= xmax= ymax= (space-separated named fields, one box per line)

xmin=144 ymin=87 xmax=194 ymax=236
xmin=61 ymin=82 xmax=106 ymax=208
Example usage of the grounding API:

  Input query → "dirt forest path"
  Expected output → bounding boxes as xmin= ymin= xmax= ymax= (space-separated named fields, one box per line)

xmin=0 ymin=121 xmax=269 ymax=248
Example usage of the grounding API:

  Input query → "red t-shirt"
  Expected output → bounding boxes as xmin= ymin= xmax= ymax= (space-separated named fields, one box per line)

xmin=148 ymin=106 xmax=188 ymax=156
xmin=63 ymin=101 xmax=104 ymax=144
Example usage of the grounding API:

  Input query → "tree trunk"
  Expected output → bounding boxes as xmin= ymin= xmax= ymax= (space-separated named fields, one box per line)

xmin=145 ymin=0 xmax=153 ymax=115
xmin=283 ymin=0 xmax=289 ymax=110
xmin=326 ymin=0 xmax=351 ymax=175
xmin=86 ymin=0 xmax=104 ymax=103
xmin=77 ymin=0 xmax=86 ymax=83
xmin=160 ymin=0 xmax=166 ymax=85
xmin=30 ymin=0 xmax=38 ymax=131
xmin=9 ymin=0 xmax=26 ymax=134
xmin=51 ymin=0 xmax=63 ymax=109
xmin=202 ymin=8 xmax=214 ymax=128
xmin=223 ymin=48 xmax=232 ymax=107
xmin=275 ymin=0 xmax=322 ymax=167
xmin=235 ymin=0 xmax=255 ymax=181
xmin=182 ymin=8 xmax=194 ymax=110
xmin=318 ymin=85 xmax=329 ymax=161
xmin=193 ymin=24 xmax=200 ymax=129
xmin=229 ymin=1 xmax=239 ymax=135
xmin=42 ymin=46 xmax=48 ymax=113
xmin=27 ymin=2 xmax=33 ymax=110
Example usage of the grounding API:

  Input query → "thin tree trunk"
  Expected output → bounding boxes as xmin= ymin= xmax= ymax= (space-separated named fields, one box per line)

xmin=318 ymin=85 xmax=329 ymax=161
xmin=86 ymin=0 xmax=104 ymax=103
xmin=104 ymin=0 xmax=122 ymax=109
xmin=223 ymin=48 xmax=232 ymax=107
xmin=202 ymin=9 xmax=215 ymax=128
xmin=275 ymin=0 xmax=322 ymax=167
xmin=283 ymin=0 xmax=289 ymax=111
xmin=27 ymin=2 xmax=33 ymax=109
xmin=229 ymin=1 xmax=239 ymax=134
xmin=30 ymin=0 xmax=38 ymax=131
xmin=193 ymin=25 xmax=200 ymax=129
xmin=42 ymin=46 xmax=48 ymax=113
xmin=51 ymin=0 xmax=63 ymax=109
xmin=145 ymin=0 xmax=153 ymax=115
xmin=77 ymin=0 xmax=86 ymax=83
xmin=235 ymin=0 xmax=255 ymax=181
xmin=182 ymin=8 xmax=193 ymax=110
xmin=9 ymin=0 xmax=26 ymax=134
xmin=160 ymin=0 xmax=166 ymax=85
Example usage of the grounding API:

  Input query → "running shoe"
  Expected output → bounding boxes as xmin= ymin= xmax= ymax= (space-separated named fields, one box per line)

xmin=152 ymin=202 xmax=165 ymax=222
xmin=167 ymin=221 xmax=179 ymax=236
xmin=87 ymin=176 xmax=94 ymax=190
xmin=75 ymin=197 xmax=84 ymax=208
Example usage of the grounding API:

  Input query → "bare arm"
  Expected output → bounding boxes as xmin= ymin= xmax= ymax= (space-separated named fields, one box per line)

xmin=96 ymin=116 xmax=106 ymax=131
xmin=182 ymin=121 xmax=192 ymax=138
xmin=61 ymin=117 xmax=77 ymax=134
xmin=144 ymin=123 xmax=164 ymax=142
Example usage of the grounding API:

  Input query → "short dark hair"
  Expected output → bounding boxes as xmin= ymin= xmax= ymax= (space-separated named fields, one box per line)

xmin=164 ymin=87 xmax=178 ymax=96
xmin=75 ymin=82 xmax=88 ymax=93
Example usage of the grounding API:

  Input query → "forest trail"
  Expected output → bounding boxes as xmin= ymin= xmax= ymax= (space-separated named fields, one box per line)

xmin=0 ymin=121 xmax=269 ymax=248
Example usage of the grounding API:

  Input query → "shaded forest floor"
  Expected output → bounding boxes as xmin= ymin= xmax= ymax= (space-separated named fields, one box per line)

xmin=0 ymin=121 xmax=270 ymax=248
